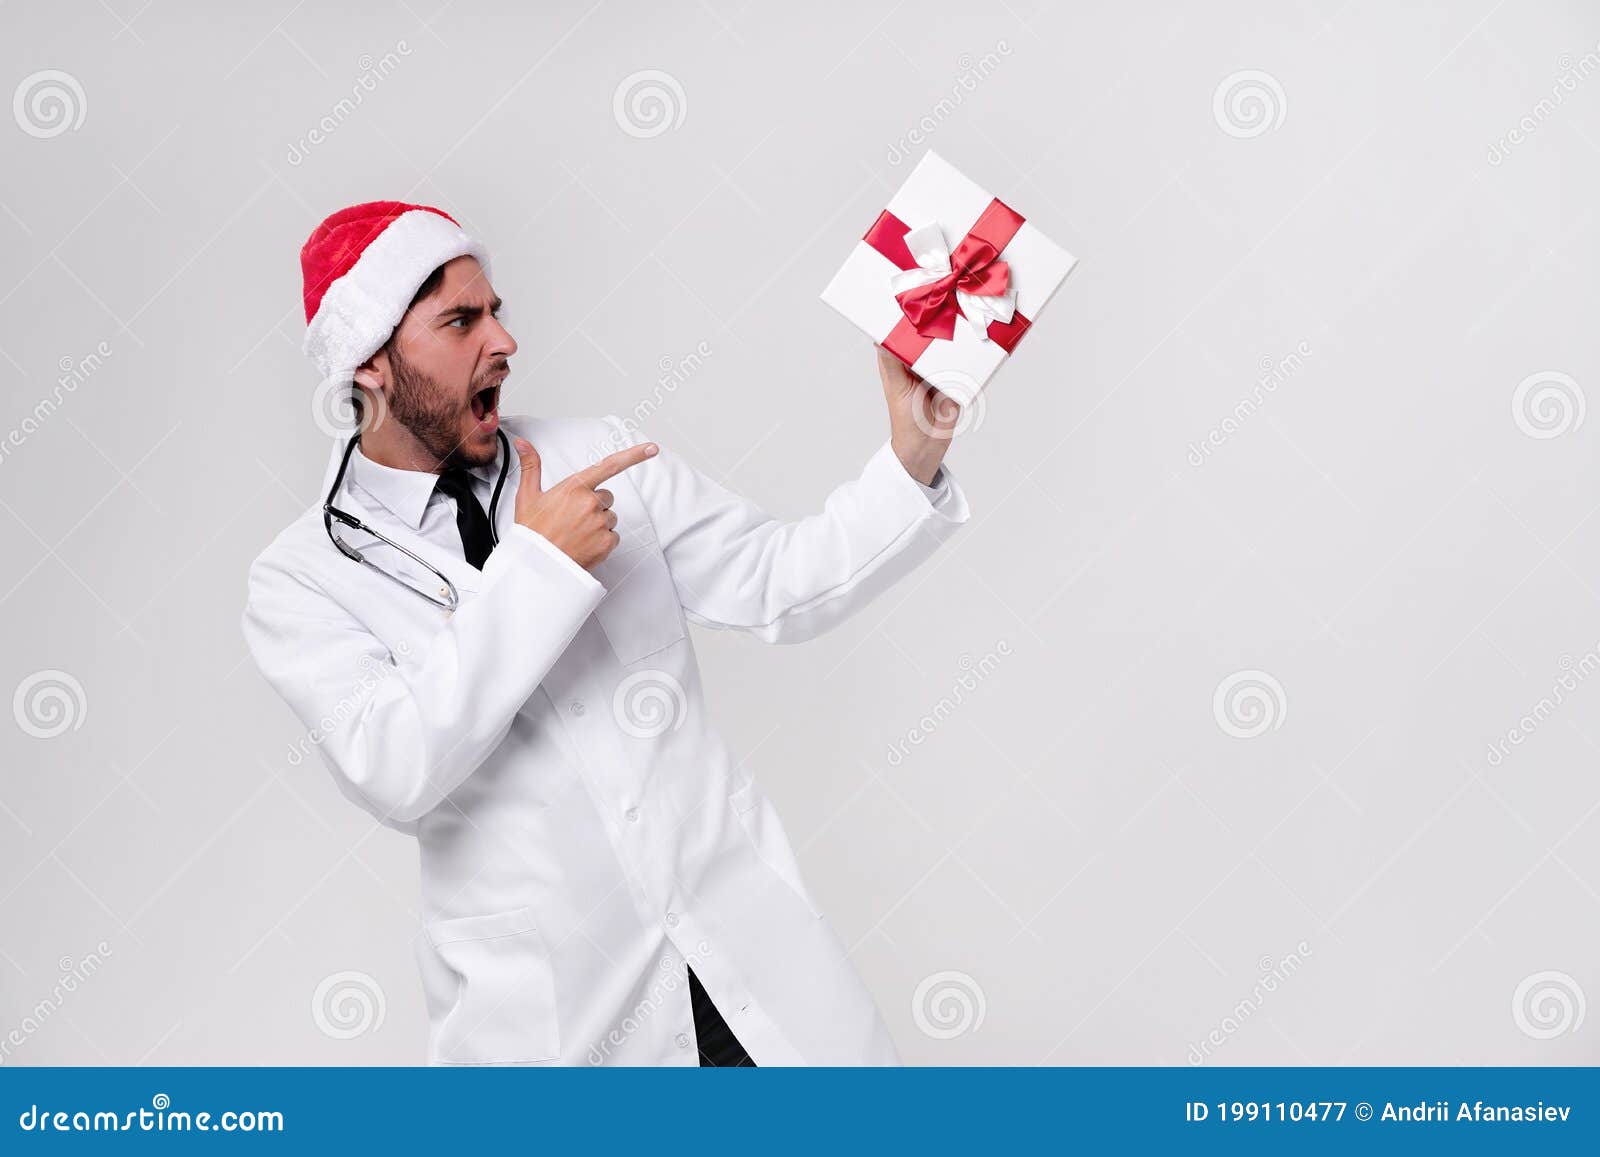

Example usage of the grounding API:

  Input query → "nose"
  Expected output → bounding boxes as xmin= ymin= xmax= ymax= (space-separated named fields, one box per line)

xmin=486 ymin=314 xmax=517 ymax=360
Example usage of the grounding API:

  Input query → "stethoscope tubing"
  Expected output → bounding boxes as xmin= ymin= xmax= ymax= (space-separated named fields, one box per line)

xmin=322 ymin=428 xmax=512 ymax=613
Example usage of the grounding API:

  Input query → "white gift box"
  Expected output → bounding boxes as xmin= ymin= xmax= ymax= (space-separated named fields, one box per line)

xmin=820 ymin=150 xmax=1076 ymax=405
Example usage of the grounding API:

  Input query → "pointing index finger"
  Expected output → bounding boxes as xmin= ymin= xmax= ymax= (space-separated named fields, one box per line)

xmin=575 ymin=442 xmax=658 ymax=488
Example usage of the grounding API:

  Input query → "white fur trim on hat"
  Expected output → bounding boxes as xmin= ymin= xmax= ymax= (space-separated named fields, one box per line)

xmin=302 ymin=208 xmax=491 ymax=382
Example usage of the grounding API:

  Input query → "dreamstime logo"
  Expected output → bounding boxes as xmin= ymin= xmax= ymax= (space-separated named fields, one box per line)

xmin=13 ymin=70 xmax=87 ymax=139
xmin=613 ymin=670 xmax=688 ymax=738
xmin=912 ymin=369 xmax=987 ymax=440
xmin=886 ymin=641 xmax=1011 ymax=766
xmin=1487 ymin=43 xmax=1600 ymax=166
xmin=0 ymin=340 xmax=113 ymax=468
xmin=1212 ymin=70 xmax=1287 ymax=139
xmin=13 ymin=669 xmax=87 ymax=739
xmin=1511 ymin=970 xmax=1586 ymax=1040
xmin=286 ymin=41 xmax=412 ymax=165
xmin=1212 ymin=670 xmax=1287 ymax=739
xmin=911 ymin=970 xmax=986 ymax=1039
xmin=587 ymin=939 xmax=713 ymax=1064
xmin=311 ymin=372 xmax=390 ymax=439
xmin=0 ymin=941 xmax=113 ymax=1065
xmin=612 ymin=70 xmax=687 ymax=139
xmin=885 ymin=41 xmax=1012 ymax=165
xmin=584 ymin=341 xmax=713 ymax=466
xmin=1511 ymin=371 xmax=1584 ymax=439
xmin=1485 ymin=645 xmax=1600 ymax=767
xmin=1187 ymin=341 xmax=1313 ymax=466
xmin=1187 ymin=941 xmax=1313 ymax=1065
xmin=311 ymin=970 xmax=386 ymax=1040
xmin=286 ymin=645 xmax=410 ymax=767
xmin=15 ymin=1093 xmax=283 ymax=1133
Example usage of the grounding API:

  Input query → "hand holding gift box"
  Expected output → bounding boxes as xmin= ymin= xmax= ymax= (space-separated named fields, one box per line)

xmin=822 ymin=151 xmax=1077 ymax=405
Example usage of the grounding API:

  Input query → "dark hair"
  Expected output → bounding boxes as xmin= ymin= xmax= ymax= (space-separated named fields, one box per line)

xmin=383 ymin=264 xmax=447 ymax=352
xmin=351 ymin=264 xmax=447 ymax=424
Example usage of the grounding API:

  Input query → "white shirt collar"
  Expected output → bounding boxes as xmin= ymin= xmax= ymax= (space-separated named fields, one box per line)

xmin=348 ymin=443 xmax=501 ymax=530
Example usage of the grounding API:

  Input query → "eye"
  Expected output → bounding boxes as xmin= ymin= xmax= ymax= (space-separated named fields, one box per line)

xmin=446 ymin=316 xmax=469 ymax=328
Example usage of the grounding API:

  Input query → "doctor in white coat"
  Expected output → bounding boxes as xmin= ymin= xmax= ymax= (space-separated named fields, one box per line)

xmin=243 ymin=201 xmax=971 ymax=1066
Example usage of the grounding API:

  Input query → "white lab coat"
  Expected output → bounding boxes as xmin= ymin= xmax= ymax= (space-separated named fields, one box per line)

xmin=241 ymin=413 xmax=970 ymax=1065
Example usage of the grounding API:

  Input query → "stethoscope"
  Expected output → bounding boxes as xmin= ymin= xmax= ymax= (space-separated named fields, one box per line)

xmin=323 ymin=428 xmax=512 ymax=613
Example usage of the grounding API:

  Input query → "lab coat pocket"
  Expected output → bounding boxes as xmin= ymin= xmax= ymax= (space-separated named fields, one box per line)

xmin=592 ymin=534 xmax=687 ymax=665
xmin=728 ymin=780 xmax=824 ymax=920
xmin=424 ymin=906 xmax=560 ymax=1064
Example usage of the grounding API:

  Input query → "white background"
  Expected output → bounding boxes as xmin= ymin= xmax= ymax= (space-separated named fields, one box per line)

xmin=1 ymin=0 xmax=1597 ymax=1065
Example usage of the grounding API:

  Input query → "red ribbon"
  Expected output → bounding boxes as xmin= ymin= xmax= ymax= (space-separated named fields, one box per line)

xmin=894 ymin=236 xmax=1011 ymax=341
xmin=863 ymin=198 xmax=1033 ymax=368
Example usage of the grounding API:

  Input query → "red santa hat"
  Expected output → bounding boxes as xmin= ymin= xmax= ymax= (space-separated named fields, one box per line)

xmin=300 ymin=200 xmax=490 ymax=382
xmin=301 ymin=200 xmax=492 ymax=494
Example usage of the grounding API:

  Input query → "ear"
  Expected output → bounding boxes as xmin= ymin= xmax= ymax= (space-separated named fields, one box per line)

xmin=352 ymin=348 xmax=387 ymax=394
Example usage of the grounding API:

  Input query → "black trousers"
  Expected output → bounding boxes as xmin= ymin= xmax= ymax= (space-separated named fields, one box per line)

xmin=687 ymin=964 xmax=755 ymax=1066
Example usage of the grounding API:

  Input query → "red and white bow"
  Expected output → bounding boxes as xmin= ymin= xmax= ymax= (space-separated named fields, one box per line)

xmin=888 ymin=222 xmax=1018 ymax=343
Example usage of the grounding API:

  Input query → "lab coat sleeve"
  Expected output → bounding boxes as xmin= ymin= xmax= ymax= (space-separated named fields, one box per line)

xmin=602 ymin=414 xmax=970 ymax=643
xmin=241 ymin=523 xmax=605 ymax=825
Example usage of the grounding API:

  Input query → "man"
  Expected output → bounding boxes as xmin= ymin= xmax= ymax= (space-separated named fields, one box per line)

xmin=242 ymin=200 xmax=971 ymax=1066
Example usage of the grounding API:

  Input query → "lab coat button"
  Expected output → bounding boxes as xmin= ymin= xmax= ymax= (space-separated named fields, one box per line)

xmin=570 ymin=700 xmax=586 ymax=716
xmin=675 ymin=1032 xmax=690 ymax=1048
xmin=624 ymin=806 xmax=639 ymax=822
xmin=665 ymin=911 xmax=679 ymax=927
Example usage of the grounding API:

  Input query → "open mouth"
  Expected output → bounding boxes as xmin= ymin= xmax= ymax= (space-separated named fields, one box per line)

xmin=469 ymin=382 xmax=501 ymax=423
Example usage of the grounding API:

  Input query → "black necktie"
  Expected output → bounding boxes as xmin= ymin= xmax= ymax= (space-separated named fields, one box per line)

xmin=434 ymin=468 xmax=495 ymax=569
xmin=687 ymin=964 xmax=754 ymax=1066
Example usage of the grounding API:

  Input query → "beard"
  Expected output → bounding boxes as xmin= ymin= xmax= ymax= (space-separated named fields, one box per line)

xmin=384 ymin=342 xmax=502 ymax=470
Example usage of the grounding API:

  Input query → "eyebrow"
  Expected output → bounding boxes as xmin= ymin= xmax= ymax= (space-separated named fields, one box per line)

xmin=434 ymin=296 xmax=503 ymax=323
